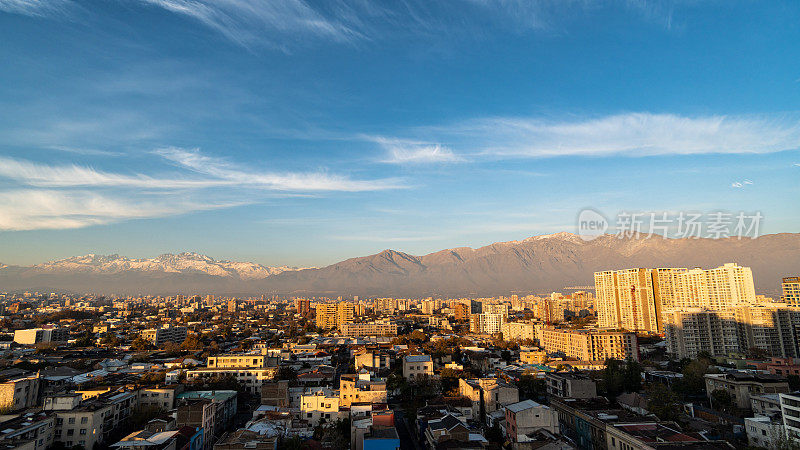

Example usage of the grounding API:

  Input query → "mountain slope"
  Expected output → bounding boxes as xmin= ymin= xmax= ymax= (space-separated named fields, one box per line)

xmin=1 ymin=233 xmax=798 ymax=296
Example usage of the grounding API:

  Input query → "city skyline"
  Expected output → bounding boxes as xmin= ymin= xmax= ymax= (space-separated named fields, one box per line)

xmin=1 ymin=1 xmax=799 ymax=267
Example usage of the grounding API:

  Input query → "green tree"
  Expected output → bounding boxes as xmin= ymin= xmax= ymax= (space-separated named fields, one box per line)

xmin=710 ymin=388 xmax=733 ymax=413
xmin=646 ymin=383 xmax=680 ymax=421
xmin=674 ymin=356 xmax=714 ymax=398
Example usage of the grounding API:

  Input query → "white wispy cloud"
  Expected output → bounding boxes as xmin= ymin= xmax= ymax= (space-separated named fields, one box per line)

xmin=0 ymin=0 xmax=75 ymax=18
xmin=0 ymin=156 xmax=233 ymax=189
xmin=0 ymin=189 xmax=237 ymax=231
xmin=0 ymin=149 xmax=403 ymax=230
xmin=136 ymin=0 xmax=364 ymax=49
xmin=731 ymin=179 xmax=754 ymax=189
xmin=154 ymin=147 xmax=403 ymax=191
xmin=0 ymin=150 xmax=402 ymax=192
xmin=400 ymin=113 xmax=800 ymax=158
xmin=370 ymin=137 xmax=463 ymax=164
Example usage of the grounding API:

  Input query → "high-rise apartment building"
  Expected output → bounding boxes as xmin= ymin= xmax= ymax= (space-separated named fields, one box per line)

xmin=454 ymin=302 xmax=471 ymax=322
xmin=594 ymin=268 xmax=672 ymax=332
xmin=295 ymin=298 xmax=312 ymax=317
xmin=664 ymin=304 xmax=800 ymax=359
xmin=783 ymin=277 xmax=800 ymax=306
xmin=500 ymin=321 xmax=536 ymax=342
xmin=595 ymin=263 xmax=755 ymax=333
xmin=469 ymin=312 xmax=506 ymax=334
xmin=315 ymin=302 xmax=355 ymax=330
xmin=539 ymin=327 xmax=638 ymax=362
xmin=674 ymin=263 xmax=756 ymax=309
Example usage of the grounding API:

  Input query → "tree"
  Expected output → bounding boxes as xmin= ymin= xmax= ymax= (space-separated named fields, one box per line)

xmin=600 ymin=358 xmax=641 ymax=400
xmin=747 ymin=347 xmax=770 ymax=360
xmin=409 ymin=330 xmax=427 ymax=343
xmin=131 ymin=337 xmax=154 ymax=351
xmin=646 ymin=383 xmax=680 ymax=421
xmin=181 ymin=335 xmax=204 ymax=350
xmin=789 ymin=375 xmax=800 ymax=391
xmin=710 ymin=389 xmax=733 ymax=413
xmin=277 ymin=367 xmax=297 ymax=383
xmin=439 ymin=368 xmax=462 ymax=394
xmin=517 ymin=375 xmax=546 ymax=401
xmin=674 ymin=356 xmax=714 ymax=399
xmin=100 ymin=332 xmax=120 ymax=348
xmin=74 ymin=333 xmax=95 ymax=348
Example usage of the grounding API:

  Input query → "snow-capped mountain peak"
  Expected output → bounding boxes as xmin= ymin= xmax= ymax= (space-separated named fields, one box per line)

xmin=32 ymin=252 xmax=302 ymax=280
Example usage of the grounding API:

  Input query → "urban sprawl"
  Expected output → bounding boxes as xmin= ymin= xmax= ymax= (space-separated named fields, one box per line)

xmin=1 ymin=263 xmax=800 ymax=450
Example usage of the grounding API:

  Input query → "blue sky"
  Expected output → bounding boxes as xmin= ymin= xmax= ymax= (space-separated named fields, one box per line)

xmin=0 ymin=0 xmax=798 ymax=267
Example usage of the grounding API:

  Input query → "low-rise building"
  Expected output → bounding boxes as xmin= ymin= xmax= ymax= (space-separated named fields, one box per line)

xmin=704 ymin=372 xmax=789 ymax=410
xmin=458 ymin=378 xmax=519 ymax=419
xmin=545 ymin=372 xmax=597 ymax=399
xmin=339 ymin=372 xmax=387 ymax=408
xmin=300 ymin=390 xmax=341 ymax=427
xmin=745 ymin=414 xmax=784 ymax=449
xmin=0 ymin=373 xmax=41 ymax=412
xmin=0 ymin=411 xmax=55 ymax=450
xmin=402 ymin=355 xmax=433 ymax=380
xmin=13 ymin=327 xmax=68 ymax=345
xmin=504 ymin=399 xmax=557 ymax=443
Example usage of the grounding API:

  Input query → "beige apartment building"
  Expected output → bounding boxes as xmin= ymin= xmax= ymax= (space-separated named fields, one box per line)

xmin=315 ymin=302 xmax=354 ymax=330
xmin=339 ymin=320 xmax=397 ymax=337
xmin=595 ymin=268 xmax=687 ymax=333
xmin=338 ymin=373 xmax=387 ymax=407
xmin=540 ymin=327 xmax=638 ymax=362
xmin=784 ymin=277 xmax=800 ymax=306
xmin=501 ymin=321 xmax=536 ymax=342
xmin=675 ymin=263 xmax=756 ymax=309
xmin=469 ymin=312 xmax=506 ymax=335
xmin=596 ymin=263 xmax=756 ymax=334
xmin=664 ymin=303 xmax=800 ymax=359
xmin=402 ymin=355 xmax=433 ymax=380
xmin=207 ymin=354 xmax=277 ymax=369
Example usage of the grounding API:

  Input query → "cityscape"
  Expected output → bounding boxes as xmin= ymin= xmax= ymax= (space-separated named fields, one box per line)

xmin=1 ymin=1 xmax=800 ymax=450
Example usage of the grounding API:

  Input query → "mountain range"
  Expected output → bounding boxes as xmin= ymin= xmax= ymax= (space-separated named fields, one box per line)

xmin=1 ymin=232 xmax=798 ymax=297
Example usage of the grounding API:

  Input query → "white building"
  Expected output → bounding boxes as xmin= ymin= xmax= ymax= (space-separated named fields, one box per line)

xmin=300 ymin=390 xmax=342 ymax=426
xmin=402 ymin=355 xmax=433 ymax=380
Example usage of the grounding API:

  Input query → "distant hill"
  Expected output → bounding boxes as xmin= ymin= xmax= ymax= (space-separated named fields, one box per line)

xmin=1 ymin=232 xmax=798 ymax=296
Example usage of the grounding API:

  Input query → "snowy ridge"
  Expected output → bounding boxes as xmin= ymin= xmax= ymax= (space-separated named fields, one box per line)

xmin=31 ymin=252 xmax=305 ymax=280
